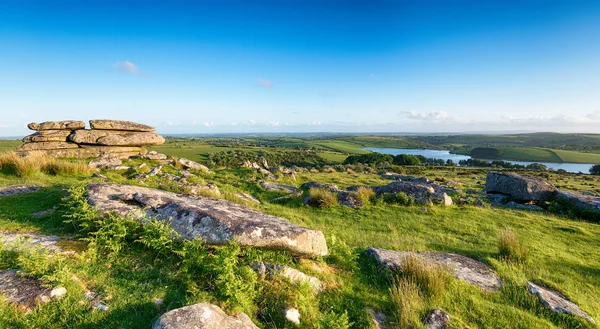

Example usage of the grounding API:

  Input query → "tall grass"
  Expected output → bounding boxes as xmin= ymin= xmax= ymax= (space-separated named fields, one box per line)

xmin=308 ymin=187 xmax=338 ymax=208
xmin=0 ymin=151 xmax=93 ymax=177
xmin=498 ymin=228 xmax=529 ymax=263
xmin=354 ymin=187 xmax=376 ymax=206
xmin=400 ymin=254 xmax=451 ymax=300
xmin=389 ymin=277 xmax=423 ymax=329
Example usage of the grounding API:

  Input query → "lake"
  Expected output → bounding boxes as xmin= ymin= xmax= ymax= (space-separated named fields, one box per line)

xmin=364 ymin=148 xmax=596 ymax=174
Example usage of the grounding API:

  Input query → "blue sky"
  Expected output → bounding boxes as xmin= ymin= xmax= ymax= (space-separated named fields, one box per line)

xmin=1 ymin=0 xmax=600 ymax=136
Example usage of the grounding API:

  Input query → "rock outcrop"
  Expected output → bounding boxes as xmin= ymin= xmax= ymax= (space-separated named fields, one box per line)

xmin=0 ymin=269 xmax=65 ymax=311
xmin=18 ymin=120 xmax=164 ymax=158
xmin=366 ymin=248 xmax=501 ymax=291
xmin=0 ymin=185 xmax=41 ymax=197
xmin=0 ymin=232 xmax=76 ymax=255
xmin=555 ymin=190 xmax=600 ymax=217
xmin=152 ymin=303 xmax=259 ymax=329
xmin=348 ymin=181 xmax=453 ymax=206
xmin=485 ymin=172 xmax=555 ymax=201
xmin=86 ymin=183 xmax=328 ymax=256
xmin=527 ymin=281 xmax=594 ymax=323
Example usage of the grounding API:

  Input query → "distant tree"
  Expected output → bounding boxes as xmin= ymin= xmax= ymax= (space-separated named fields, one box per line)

xmin=527 ymin=163 xmax=548 ymax=171
xmin=393 ymin=154 xmax=421 ymax=166
xmin=590 ymin=164 xmax=600 ymax=175
xmin=446 ymin=159 xmax=455 ymax=166
xmin=471 ymin=147 xmax=503 ymax=159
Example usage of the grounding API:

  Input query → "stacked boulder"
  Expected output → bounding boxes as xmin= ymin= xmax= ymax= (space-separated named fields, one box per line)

xmin=18 ymin=120 xmax=164 ymax=158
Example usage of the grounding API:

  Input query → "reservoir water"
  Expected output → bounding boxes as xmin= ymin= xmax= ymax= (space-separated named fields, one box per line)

xmin=364 ymin=148 xmax=596 ymax=174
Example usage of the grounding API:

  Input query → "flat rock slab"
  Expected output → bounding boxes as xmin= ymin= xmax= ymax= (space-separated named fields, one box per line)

xmin=90 ymin=120 xmax=155 ymax=132
xmin=527 ymin=281 xmax=594 ymax=323
xmin=250 ymin=262 xmax=323 ymax=293
xmin=555 ymin=190 xmax=600 ymax=216
xmin=366 ymin=248 xmax=501 ymax=291
xmin=153 ymin=303 xmax=258 ymax=329
xmin=22 ymin=130 xmax=72 ymax=143
xmin=27 ymin=120 xmax=85 ymax=131
xmin=0 ymin=232 xmax=76 ymax=255
xmin=70 ymin=130 xmax=165 ymax=146
xmin=0 ymin=185 xmax=41 ymax=197
xmin=86 ymin=183 xmax=328 ymax=256
xmin=18 ymin=142 xmax=79 ymax=151
xmin=0 ymin=269 xmax=52 ymax=311
xmin=485 ymin=172 xmax=555 ymax=201
xmin=178 ymin=158 xmax=210 ymax=172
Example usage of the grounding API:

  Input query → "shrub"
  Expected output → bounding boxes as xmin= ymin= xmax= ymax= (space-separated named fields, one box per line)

xmin=591 ymin=164 xmax=600 ymax=176
xmin=498 ymin=228 xmax=528 ymax=263
xmin=381 ymin=192 xmax=412 ymax=206
xmin=388 ymin=277 xmax=423 ymax=329
xmin=393 ymin=154 xmax=421 ymax=166
xmin=354 ymin=187 xmax=375 ymax=206
xmin=399 ymin=254 xmax=451 ymax=300
xmin=308 ymin=188 xmax=338 ymax=208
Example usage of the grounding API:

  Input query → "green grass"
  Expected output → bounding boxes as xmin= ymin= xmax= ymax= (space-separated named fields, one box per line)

xmin=552 ymin=149 xmax=600 ymax=164
xmin=498 ymin=148 xmax=562 ymax=162
xmin=0 ymin=140 xmax=21 ymax=153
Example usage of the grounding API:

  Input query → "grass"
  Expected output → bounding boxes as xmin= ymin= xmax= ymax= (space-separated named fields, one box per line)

xmin=0 ymin=152 xmax=94 ymax=177
xmin=498 ymin=228 xmax=529 ymax=264
xmin=0 ymin=139 xmax=599 ymax=328
xmin=307 ymin=187 xmax=338 ymax=208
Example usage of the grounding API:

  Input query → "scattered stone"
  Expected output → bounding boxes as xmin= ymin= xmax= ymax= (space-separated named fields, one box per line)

xmin=250 ymin=262 xmax=323 ymax=293
xmin=235 ymin=192 xmax=261 ymax=204
xmin=152 ymin=303 xmax=259 ymax=329
xmin=260 ymin=182 xmax=299 ymax=193
xmin=485 ymin=172 xmax=555 ymax=201
xmin=27 ymin=120 xmax=85 ymax=131
xmin=185 ymin=183 xmax=221 ymax=197
xmin=92 ymin=173 xmax=107 ymax=179
xmin=31 ymin=208 xmax=55 ymax=218
xmin=0 ymin=185 xmax=41 ymax=197
xmin=88 ymin=155 xmax=122 ymax=169
xmin=180 ymin=170 xmax=196 ymax=179
xmin=0 ymin=269 xmax=53 ymax=311
xmin=143 ymin=151 xmax=169 ymax=160
xmin=504 ymin=201 xmax=544 ymax=211
xmin=0 ymin=231 xmax=76 ymax=255
xmin=159 ymin=173 xmax=182 ymax=182
xmin=86 ymin=183 xmax=328 ymax=256
xmin=107 ymin=165 xmax=132 ymax=171
xmin=373 ymin=182 xmax=453 ymax=205
xmin=381 ymin=173 xmax=431 ymax=184
xmin=366 ymin=248 xmax=501 ymax=291
xmin=424 ymin=309 xmax=450 ymax=329
xmin=271 ymin=190 xmax=303 ymax=202
xmin=285 ymin=308 xmax=301 ymax=325
xmin=300 ymin=182 xmax=339 ymax=191
xmin=555 ymin=190 xmax=600 ymax=217
xmin=17 ymin=141 xmax=79 ymax=151
xmin=89 ymin=119 xmax=156 ymax=132
xmin=153 ymin=297 xmax=164 ymax=306
xmin=50 ymin=287 xmax=67 ymax=299
xmin=178 ymin=158 xmax=210 ymax=172
xmin=84 ymin=290 xmax=109 ymax=312
xmin=527 ymin=281 xmax=594 ymax=323
xmin=367 ymin=308 xmax=387 ymax=329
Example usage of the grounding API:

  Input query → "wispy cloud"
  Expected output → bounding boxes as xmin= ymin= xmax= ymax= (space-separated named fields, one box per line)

xmin=256 ymin=78 xmax=273 ymax=88
xmin=0 ymin=123 xmax=9 ymax=128
xmin=399 ymin=110 xmax=461 ymax=123
xmin=113 ymin=60 xmax=140 ymax=76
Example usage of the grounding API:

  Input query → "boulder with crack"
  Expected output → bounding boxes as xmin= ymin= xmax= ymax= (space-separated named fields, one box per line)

xmin=527 ymin=281 xmax=594 ymax=323
xmin=366 ymin=248 xmax=501 ymax=291
xmin=152 ymin=303 xmax=259 ymax=329
xmin=485 ymin=172 xmax=555 ymax=201
xmin=86 ymin=183 xmax=328 ymax=256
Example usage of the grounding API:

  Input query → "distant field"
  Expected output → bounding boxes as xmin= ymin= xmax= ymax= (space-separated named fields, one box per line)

xmin=552 ymin=149 xmax=600 ymax=164
xmin=306 ymin=140 xmax=369 ymax=154
xmin=0 ymin=140 xmax=20 ymax=153
xmin=499 ymin=148 xmax=563 ymax=162
xmin=316 ymin=151 xmax=348 ymax=163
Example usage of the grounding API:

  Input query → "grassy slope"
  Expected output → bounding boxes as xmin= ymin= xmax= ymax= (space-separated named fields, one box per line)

xmin=552 ymin=149 xmax=600 ymax=164
xmin=0 ymin=157 xmax=599 ymax=328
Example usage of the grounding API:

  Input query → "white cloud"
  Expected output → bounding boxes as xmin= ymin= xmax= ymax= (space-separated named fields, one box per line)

xmin=256 ymin=78 xmax=273 ymax=88
xmin=267 ymin=121 xmax=280 ymax=126
xmin=400 ymin=110 xmax=461 ymax=123
xmin=0 ymin=124 xmax=8 ymax=128
xmin=114 ymin=60 xmax=140 ymax=76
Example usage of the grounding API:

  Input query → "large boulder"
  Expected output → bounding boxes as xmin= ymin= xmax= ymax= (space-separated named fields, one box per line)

xmin=89 ymin=120 xmax=155 ymax=132
xmin=527 ymin=281 xmax=594 ymax=323
xmin=22 ymin=130 xmax=72 ymax=143
xmin=485 ymin=172 xmax=555 ymax=201
xmin=27 ymin=120 xmax=85 ymax=131
xmin=86 ymin=183 xmax=328 ymax=256
xmin=17 ymin=142 xmax=79 ymax=151
xmin=366 ymin=248 xmax=501 ymax=291
xmin=152 ymin=303 xmax=259 ymax=329
xmin=69 ymin=130 xmax=165 ymax=146
xmin=555 ymin=190 xmax=600 ymax=217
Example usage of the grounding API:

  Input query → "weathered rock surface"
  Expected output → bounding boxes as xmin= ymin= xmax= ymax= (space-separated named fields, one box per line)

xmin=367 ymin=308 xmax=387 ymax=329
xmin=0 ymin=232 xmax=75 ymax=255
xmin=260 ymin=182 xmax=299 ymax=193
xmin=70 ymin=130 xmax=165 ymax=146
xmin=152 ymin=303 xmax=259 ymax=329
xmin=366 ymin=248 xmax=501 ymax=291
xmin=0 ymin=269 xmax=53 ymax=311
xmin=19 ymin=146 xmax=147 ymax=159
xmin=89 ymin=155 xmax=122 ymax=169
xmin=86 ymin=183 xmax=328 ymax=256
xmin=485 ymin=172 xmax=555 ymax=201
xmin=504 ymin=201 xmax=544 ymax=211
xmin=374 ymin=182 xmax=453 ymax=206
xmin=0 ymin=185 xmax=41 ymax=197
xmin=17 ymin=141 xmax=79 ymax=151
xmin=250 ymin=262 xmax=323 ymax=293
xmin=300 ymin=182 xmax=339 ymax=191
xmin=381 ymin=173 xmax=431 ymax=184
xmin=301 ymin=182 xmax=364 ymax=208
xmin=527 ymin=281 xmax=594 ymax=323
xmin=90 ymin=119 xmax=155 ymax=132
xmin=424 ymin=309 xmax=450 ymax=329
xmin=235 ymin=192 xmax=261 ymax=204
xmin=178 ymin=158 xmax=210 ymax=172
xmin=27 ymin=120 xmax=85 ymax=131
xmin=555 ymin=190 xmax=600 ymax=216
xmin=22 ymin=130 xmax=72 ymax=143
xmin=142 ymin=151 xmax=168 ymax=160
